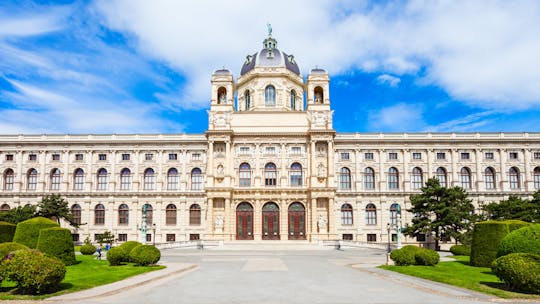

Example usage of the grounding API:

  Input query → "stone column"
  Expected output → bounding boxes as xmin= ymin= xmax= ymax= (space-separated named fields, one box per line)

xmin=225 ymin=198 xmax=232 ymax=240
xmin=328 ymin=198 xmax=335 ymax=239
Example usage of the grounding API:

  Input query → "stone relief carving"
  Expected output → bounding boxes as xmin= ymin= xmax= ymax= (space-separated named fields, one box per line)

xmin=214 ymin=216 xmax=224 ymax=229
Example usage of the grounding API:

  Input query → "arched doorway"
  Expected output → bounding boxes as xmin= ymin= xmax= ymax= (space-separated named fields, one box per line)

xmin=288 ymin=202 xmax=306 ymax=240
xmin=236 ymin=202 xmax=254 ymax=240
xmin=262 ymin=202 xmax=280 ymax=240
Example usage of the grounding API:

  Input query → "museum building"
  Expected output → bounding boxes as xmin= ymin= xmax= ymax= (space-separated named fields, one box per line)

xmin=1 ymin=33 xmax=540 ymax=245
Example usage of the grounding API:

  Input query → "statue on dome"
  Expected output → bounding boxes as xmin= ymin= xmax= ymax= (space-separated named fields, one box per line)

xmin=267 ymin=23 xmax=272 ymax=36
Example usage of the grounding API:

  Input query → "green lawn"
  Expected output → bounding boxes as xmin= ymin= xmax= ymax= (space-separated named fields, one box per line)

xmin=380 ymin=256 xmax=540 ymax=299
xmin=0 ymin=255 xmax=164 ymax=300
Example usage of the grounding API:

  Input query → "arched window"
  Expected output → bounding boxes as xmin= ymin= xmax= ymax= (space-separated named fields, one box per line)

xmin=217 ymin=87 xmax=227 ymax=104
xmin=388 ymin=167 xmax=399 ymax=189
xmin=411 ymin=167 xmax=423 ymax=189
xmin=167 ymin=168 xmax=178 ymax=190
xmin=191 ymin=168 xmax=203 ymax=190
xmin=239 ymin=163 xmax=251 ymax=187
xmin=74 ymin=168 xmax=84 ymax=191
xmin=71 ymin=204 xmax=81 ymax=225
xmin=143 ymin=168 xmax=155 ymax=190
xmin=50 ymin=168 xmax=61 ymax=190
xmin=364 ymin=167 xmax=375 ymax=190
xmin=290 ymin=163 xmax=303 ymax=187
xmin=27 ymin=168 xmax=37 ymax=190
xmin=94 ymin=204 xmax=105 ymax=225
xmin=166 ymin=204 xmax=177 ymax=225
xmin=365 ymin=203 xmax=377 ymax=225
xmin=314 ymin=86 xmax=324 ymax=103
xmin=143 ymin=203 xmax=153 ymax=225
xmin=3 ymin=168 xmax=14 ymax=191
xmin=485 ymin=167 xmax=496 ymax=189
xmin=341 ymin=204 xmax=353 ymax=225
xmin=189 ymin=204 xmax=201 ymax=225
xmin=509 ymin=167 xmax=520 ymax=189
xmin=534 ymin=167 xmax=540 ymax=189
xmin=436 ymin=167 xmax=447 ymax=187
xmin=264 ymin=163 xmax=277 ymax=186
xmin=290 ymin=90 xmax=296 ymax=110
xmin=460 ymin=167 xmax=471 ymax=189
xmin=118 ymin=204 xmax=129 ymax=225
xmin=1 ymin=203 xmax=11 ymax=212
xmin=120 ymin=168 xmax=131 ymax=190
xmin=339 ymin=167 xmax=351 ymax=190
xmin=390 ymin=203 xmax=400 ymax=225
xmin=244 ymin=90 xmax=251 ymax=110
xmin=97 ymin=168 xmax=108 ymax=191
xmin=265 ymin=85 xmax=276 ymax=106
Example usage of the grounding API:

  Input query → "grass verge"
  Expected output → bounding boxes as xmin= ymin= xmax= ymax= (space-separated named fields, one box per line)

xmin=0 ymin=254 xmax=164 ymax=300
xmin=380 ymin=256 xmax=540 ymax=299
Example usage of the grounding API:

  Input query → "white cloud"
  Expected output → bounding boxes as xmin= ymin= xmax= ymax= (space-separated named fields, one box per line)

xmin=367 ymin=103 xmax=425 ymax=131
xmin=376 ymin=74 xmax=401 ymax=87
xmin=95 ymin=0 xmax=540 ymax=110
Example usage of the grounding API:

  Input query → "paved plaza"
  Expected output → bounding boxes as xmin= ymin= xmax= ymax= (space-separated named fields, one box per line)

xmin=48 ymin=246 xmax=538 ymax=304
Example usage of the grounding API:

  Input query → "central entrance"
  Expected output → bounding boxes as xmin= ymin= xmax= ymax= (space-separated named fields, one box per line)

xmin=262 ymin=202 xmax=280 ymax=240
xmin=288 ymin=202 xmax=306 ymax=240
xmin=236 ymin=202 xmax=254 ymax=240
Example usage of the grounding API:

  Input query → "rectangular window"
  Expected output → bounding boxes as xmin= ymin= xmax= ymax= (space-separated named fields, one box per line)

xmin=534 ymin=152 xmax=540 ymax=159
xmin=166 ymin=234 xmax=176 ymax=242
xmin=189 ymin=234 xmax=200 ymax=241
xmin=367 ymin=234 xmax=377 ymax=242
xmin=169 ymin=153 xmax=177 ymax=160
xmin=342 ymin=234 xmax=353 ymax=241
xmin=118 ymin=234 xmax=127 ymax=242
xmin=509 ymin=152 xmax=518 ymax=160
xmin=145 ymin=153 xmax=153 ymax=161
xmin=122 ymin=153 xmax=130 ymax=161
xmin=28 ymin=154 xmax=37 ymax=161
xmin=388 ymin=152 xmax=398 ymax=160
xmin=461 ymin=152 xmax=470 ymax=160
xmin=98 ymin=154 xmax=107 ymax=161
xmin=213 ymin=200 xmax=224 ymax=208
xmin=365 ymin=152 xmax=374 ymax=160
xmin=392 ymin=234 xmax=398 ymax=242
xmin=416 ymin=234 xmax=426 ymax=242
xmin=340 ymin=152 xmax=350 ymax=160
xmin=265 ymin=146 xmax=276 ymax=154
xmin=5 ymin=154 xmax=13 ymax=161
xmin=485 ymin=152 xmax=494 ymax=160
xmin=192 ymin=153 xmax=201 ymax=160
xmin=146 ymin=234 xmax=152 ymax=242
xmin=71 ymin=233 xmax=80 ymax=242
xmin=412 ymin=152 xmax=421 ymax=160
xmin=316 ymin=199 xmax=327 ymax=209
xmin=75 ymin=153 xmax=84 ymax=161
xmin=94 ymin=234 xmax=102 ymax=242
xmin=291 ymin=146 xmax=301 ymax=154
xmin=52 ymin=154 xmax=60 ymax=161
xmin=239 ymin=147 xmax=250 ymax=154
xmin=436 ymin=152 xmax=446 ymax=160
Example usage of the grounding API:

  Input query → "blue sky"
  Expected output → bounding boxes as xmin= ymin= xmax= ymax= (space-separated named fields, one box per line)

xmin=1 ymin=0 xmax=540 ymax=134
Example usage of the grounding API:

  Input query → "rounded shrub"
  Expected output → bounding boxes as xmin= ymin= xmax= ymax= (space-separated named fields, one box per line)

xmin=106 ymin=246 xmax=127 ymax=266
xmin=470 ymin=220 xmax=529 ymax=267
xmin=36 ymin=227 xmax=76 ymax=265
xmin=0 ymin=221 xmax=16 ymax=243
xmin=414 ymin=249 xmax=440 ymax=266
xmin=119 ymin=241 xmax=142 ymax=257
xmin=491 ymin=253 xmax=540 ymax=294
xmin=390 ymin=245 xmax=421 ymax=266
xmin=1 ymin=249 xmax=66 ymax=294
xmin=0 ymin=242 xmax=28 ymax=258
xmin=497 ymin=224 xmax=540 ymax=258
xmin=13 ymin=217 xmax=59 ymax=248
xmin=450 ymin=244 xmax=471 ymax=256
xmin=129 ymin=245 xmax=161 ymax=266
xmin=80 ymin=244 xmax=96 ymax=255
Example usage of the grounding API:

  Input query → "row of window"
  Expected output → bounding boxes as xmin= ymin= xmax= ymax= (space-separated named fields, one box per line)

xmin=238 ymin=162 xmax=303 ymax=187
xmin=338 ymin=166 xmax=540 ymax=190
xmin=340 ymin=203 xmax=401 ymax=226
xmin=2 ymin=152 xmax=202 ymax=162
xmin=1 ymin=167 xmax=204 ymax=191
xmin=339 ymin=151 xmax=540 ymax=161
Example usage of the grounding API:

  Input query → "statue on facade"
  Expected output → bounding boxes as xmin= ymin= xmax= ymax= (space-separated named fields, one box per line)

xmin=317 ymin=215 xmax=327 ymax=230
xmin=214 ymin=216 xmax=224 ymax=229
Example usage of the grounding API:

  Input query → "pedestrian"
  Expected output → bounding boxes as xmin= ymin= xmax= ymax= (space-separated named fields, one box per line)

xmin=105 ymin=243 xmax=110 ymax=251
xmin=96 ymin=245 xmax=102 ymax=260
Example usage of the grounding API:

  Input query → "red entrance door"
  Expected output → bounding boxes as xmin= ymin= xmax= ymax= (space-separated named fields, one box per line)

xmin=236 ymin=202 xmax=254 ymax=240
xmin=262 ymin=202 xmax=280 ymax=240
xmin=288 ymin=202 xmax=306 ymax=240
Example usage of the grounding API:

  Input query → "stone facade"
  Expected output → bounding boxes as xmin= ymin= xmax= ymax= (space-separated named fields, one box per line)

xmin=1 ymin=34 xmax=540 ymax=245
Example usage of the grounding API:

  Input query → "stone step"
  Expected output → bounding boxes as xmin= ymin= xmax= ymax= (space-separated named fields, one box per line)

xmin=211 ymin=240 xmax=331 ymax=251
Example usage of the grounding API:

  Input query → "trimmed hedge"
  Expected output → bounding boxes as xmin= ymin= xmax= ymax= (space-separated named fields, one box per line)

xmin=415 ymin=249 xmax=440 ymax=266
xmin=492 ymin=253 xmax=540 ymax=294
xmin=36 ymin=227 xmax=76 ymax=265
xmin=390 ymin=245 xmax=421 ymax=266
xmin=106 ymin=246 xmax=127 ymax=266
xmin=450 ymin=244 xmax=471 ymax=256
xmin=119 ymin=241 xmax=142 ymax=257
xmin=80 ymin=244 xmax=96 ymax=255
xmin=12 ymin=217 xmax=59 ymax=248
xmin=497 ymin=224 xmax=540 ymax=258
xmin=470 ymin=220 xmax=529 ymax=267
xmin=0 ymin=242 xmax=28 ymax=258
xmin=129 ymin=245 xmax=161 ymax=266
xmin=1 ymin=249 xmax=66 ymax=294
xmin=0 ymin=221 xmax=16 ymax=243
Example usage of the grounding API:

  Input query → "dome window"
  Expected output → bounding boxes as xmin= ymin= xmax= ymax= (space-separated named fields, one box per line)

xmin=245 ymin=90 xmax=251 ymax=110
xmin=290 ymin=90 xmax=296 ymax=110
xmin=265 ymin=85 xmax=276 ymax=106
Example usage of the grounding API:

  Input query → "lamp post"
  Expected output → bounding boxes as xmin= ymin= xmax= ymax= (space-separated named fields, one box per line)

xmin=152 ymin=223 xmax=156 ymax=246
xmin=386 ymin=223 xmax=391 ymax=253
xmin=141 ymin=204 xmax=147 ymax=244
